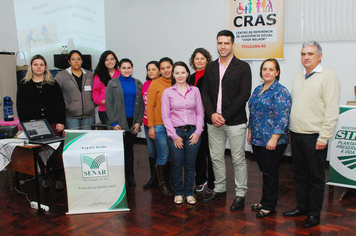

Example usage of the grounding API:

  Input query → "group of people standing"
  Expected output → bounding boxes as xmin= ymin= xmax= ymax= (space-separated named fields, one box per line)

xmin=15 ymin=48 xmax=213 ymax=206
xmin=16 ymin=29 xmax=340 ymax=228
xmin=144 ymin=57 xmax=211 ymax=205
xmin=197 ymin=29 xmax=340 ymax=229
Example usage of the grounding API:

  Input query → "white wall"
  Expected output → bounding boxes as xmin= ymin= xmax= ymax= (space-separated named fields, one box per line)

xmin=1 ymin=0 xmax=356 ymax=139
xmin=0 ymin=2 xmax=19 ymax=54
xmin=104 ymin=0 xmax=224 ymax=80
xmin=1 ymin=0 xmax=355 ymax=103
xmin=104 ymin=0 xmax=356 ymax=105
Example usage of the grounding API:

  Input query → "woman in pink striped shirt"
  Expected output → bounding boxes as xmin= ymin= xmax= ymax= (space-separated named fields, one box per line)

xmin=161 ymin=61 xmax=205 ymax=205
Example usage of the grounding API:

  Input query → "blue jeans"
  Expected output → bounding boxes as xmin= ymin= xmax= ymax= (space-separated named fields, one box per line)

xmin=167 ymin=126 xmax=201 ymax=196
xmin=144 ymin=125 xmax=157 ymax=158
xmin=155 ymin=125 xmax=169 ymax=165
xmin=66 ymin=117 xmax=95 ymax=130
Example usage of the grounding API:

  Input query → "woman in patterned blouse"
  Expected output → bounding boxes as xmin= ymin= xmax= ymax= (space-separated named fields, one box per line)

xmin=247 ymin=58 xmax=291 ymax=218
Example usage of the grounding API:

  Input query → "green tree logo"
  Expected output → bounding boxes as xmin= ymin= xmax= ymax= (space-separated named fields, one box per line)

xmin=82 ymin=154 xmax=106 ymax=169
xmin=338 ymin=155 xmax=356 ymax=170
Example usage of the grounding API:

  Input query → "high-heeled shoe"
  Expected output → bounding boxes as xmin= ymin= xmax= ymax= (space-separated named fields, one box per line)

xmin=251 ymin=203 xmax=262 ymax=210
xmin=256 ymin=209 xmax=274 ymax=218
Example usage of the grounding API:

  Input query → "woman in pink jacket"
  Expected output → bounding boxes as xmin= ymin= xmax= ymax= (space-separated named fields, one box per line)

xmin=92 ymin=50 xmax=120 ymax=124
xmin=142 ymin=61 xmax=160 ymax=189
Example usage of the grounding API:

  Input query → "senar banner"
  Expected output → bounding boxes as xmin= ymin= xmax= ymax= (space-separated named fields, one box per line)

xmin=63 ymin=130 xmax=129 ymax=214
xmin=226 ymin=0 xmax=285 ymax=59
xmin=327 ymin=106 xmax=356 ymax=189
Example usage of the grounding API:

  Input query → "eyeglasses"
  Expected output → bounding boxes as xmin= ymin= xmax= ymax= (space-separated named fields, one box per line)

xmin=71 ymin=58 xmax=82 ymax=61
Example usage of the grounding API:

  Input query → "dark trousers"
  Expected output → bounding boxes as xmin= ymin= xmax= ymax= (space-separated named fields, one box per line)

xmin=252 ymin=144 xmax=287 ymax=211
xmin=195 ymin=125 xmax=215 ymax=189
xmin=124 ymin=118 xmax=137 ymax=178
xmin=39 ymin=124 xmax=64 ymax=180
xmin=98 ymin=111 xmax=109 ymax=125
xmin=290 ymin=132 xmax=327 ymax=216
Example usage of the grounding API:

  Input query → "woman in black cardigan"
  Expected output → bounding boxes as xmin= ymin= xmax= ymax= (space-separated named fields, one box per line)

xmin=17 ymin=54 xmax=66 ymax=190
xmin=187 ymin=48 xmax=215 ymax=195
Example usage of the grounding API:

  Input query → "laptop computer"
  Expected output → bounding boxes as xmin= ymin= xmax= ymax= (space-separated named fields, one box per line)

xmin=20 ymin=119 xmax=65 ymax=145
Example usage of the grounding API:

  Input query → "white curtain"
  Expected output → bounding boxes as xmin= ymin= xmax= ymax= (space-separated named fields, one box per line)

xmin=284 ymin=0 xmax=356 ymax=42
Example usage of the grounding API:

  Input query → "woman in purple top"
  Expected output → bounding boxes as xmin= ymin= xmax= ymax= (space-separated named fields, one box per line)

xmin=161 ymin=61 xmax=205 ymax=205
xmin=92 ymin=50 xmax=120 ymax=125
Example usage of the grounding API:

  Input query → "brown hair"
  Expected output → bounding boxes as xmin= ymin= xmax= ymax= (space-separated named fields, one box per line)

xmin=260 ymin=58 xmax=280 ymax=81
xmin=189 ymin=48 xmax=212 ymax=70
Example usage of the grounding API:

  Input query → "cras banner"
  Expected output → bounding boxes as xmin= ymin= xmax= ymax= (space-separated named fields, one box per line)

xmin=328 ymin=106 xmax=356 ymax=189
xmin=63 ymin=130 xmax=129 ymax=214
xmin=226 ymin=0 xmax=285 ymax=59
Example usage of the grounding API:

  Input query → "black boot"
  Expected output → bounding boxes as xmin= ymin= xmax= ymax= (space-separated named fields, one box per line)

xmin=127 ymin=176 xmax=136 ymax=187
xmin=143 ymin=157 xmax=158 ymax=189
xmin=54 ymin=170 xmax=65 ymax=190
xmin=165 ymin=162 xmax=174 ymax=194
xmin=157 ymin=164 xmax=173 ymax=196
xmin=125 ymin=155 xmax=136 ymax=187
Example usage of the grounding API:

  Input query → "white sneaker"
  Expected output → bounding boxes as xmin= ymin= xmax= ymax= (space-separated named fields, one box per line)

xmin=194 ymin=181 xmax=207 ymax=192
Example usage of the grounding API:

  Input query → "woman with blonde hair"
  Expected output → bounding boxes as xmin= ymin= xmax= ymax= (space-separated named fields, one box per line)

xmin=17 ymin=54 xmax=66 ymax=190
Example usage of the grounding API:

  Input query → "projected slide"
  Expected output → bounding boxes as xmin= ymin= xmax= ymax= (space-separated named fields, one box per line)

xmin=14 ymin=0 xmax=105 ymax=59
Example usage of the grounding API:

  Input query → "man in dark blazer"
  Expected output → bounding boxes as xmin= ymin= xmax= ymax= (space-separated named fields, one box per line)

xmin=202 ymin=30 xmax=251 ymax=211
